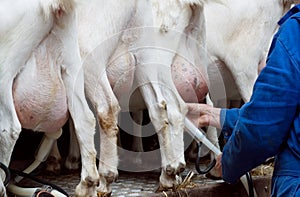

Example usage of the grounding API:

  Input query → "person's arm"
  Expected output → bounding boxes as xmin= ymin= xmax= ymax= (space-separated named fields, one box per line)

xmin=186 ymin=103 xmax=240 ymax=140
xmin=221 ymin=17 xmax=300 ymax=184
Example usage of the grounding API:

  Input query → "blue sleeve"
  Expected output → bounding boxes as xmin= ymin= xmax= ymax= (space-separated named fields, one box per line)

xmin=221 ymin=17 xmax=300 ymax=184
xmin=220 ymin=108 xmax=239 ymax=140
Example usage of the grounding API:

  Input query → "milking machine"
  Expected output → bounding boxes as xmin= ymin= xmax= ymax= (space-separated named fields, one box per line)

xmin=7 ymin=168 xmax=69 ymax=197
xmin=0 ymin=160 xmax=68 ymax=197
xmin=184 ymin=118 xmax=257 ymax=197
xmin=0 ymin=162 xmax=11 ymax=187
xmin=0 ymin=132 xmax=69 ymax=197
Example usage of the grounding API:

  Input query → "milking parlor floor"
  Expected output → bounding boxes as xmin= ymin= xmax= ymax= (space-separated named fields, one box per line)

xmin=8 ymin=160 xmax=272 ymax=197
xmin=7 ymin=130 xmax=273 ymax=197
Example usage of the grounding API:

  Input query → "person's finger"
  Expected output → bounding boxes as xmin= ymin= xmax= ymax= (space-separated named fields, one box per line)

xmin=198 ymin=114 xmax=210 ymax=127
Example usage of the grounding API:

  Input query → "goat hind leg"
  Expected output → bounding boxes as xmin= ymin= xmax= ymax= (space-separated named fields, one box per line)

xmin=64 ymin=118 xmax=81 ymax=171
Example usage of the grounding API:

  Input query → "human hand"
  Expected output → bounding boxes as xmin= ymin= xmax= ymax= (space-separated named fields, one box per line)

xmin=215 ymin=153 xmax=223 ymax=177
xmin=186 ymin=103 xmax=221 ymax=129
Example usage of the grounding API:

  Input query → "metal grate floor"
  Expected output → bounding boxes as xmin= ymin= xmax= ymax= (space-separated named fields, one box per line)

xmin=7 ymin=161 xmax=219 ymax=197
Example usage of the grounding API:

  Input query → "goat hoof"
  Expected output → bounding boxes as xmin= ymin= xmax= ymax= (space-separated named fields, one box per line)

xmin=45 ymin=156 xmax=61 ymax=175
xmin=165 ymin=165 xmax=176 ymax=176
xmin=97 ymin=191 xmax=112 ymax=197
xmin=177 ymin=162 xmax=186 ymax=174
xmin=155 ymin=183 xmax=174 ymax=193
xmin=104 ymin=171 xmax=118 ymax=184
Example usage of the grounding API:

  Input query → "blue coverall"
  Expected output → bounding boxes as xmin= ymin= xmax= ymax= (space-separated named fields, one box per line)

xmin=220 ymin=5 xmax=300 ymax=197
